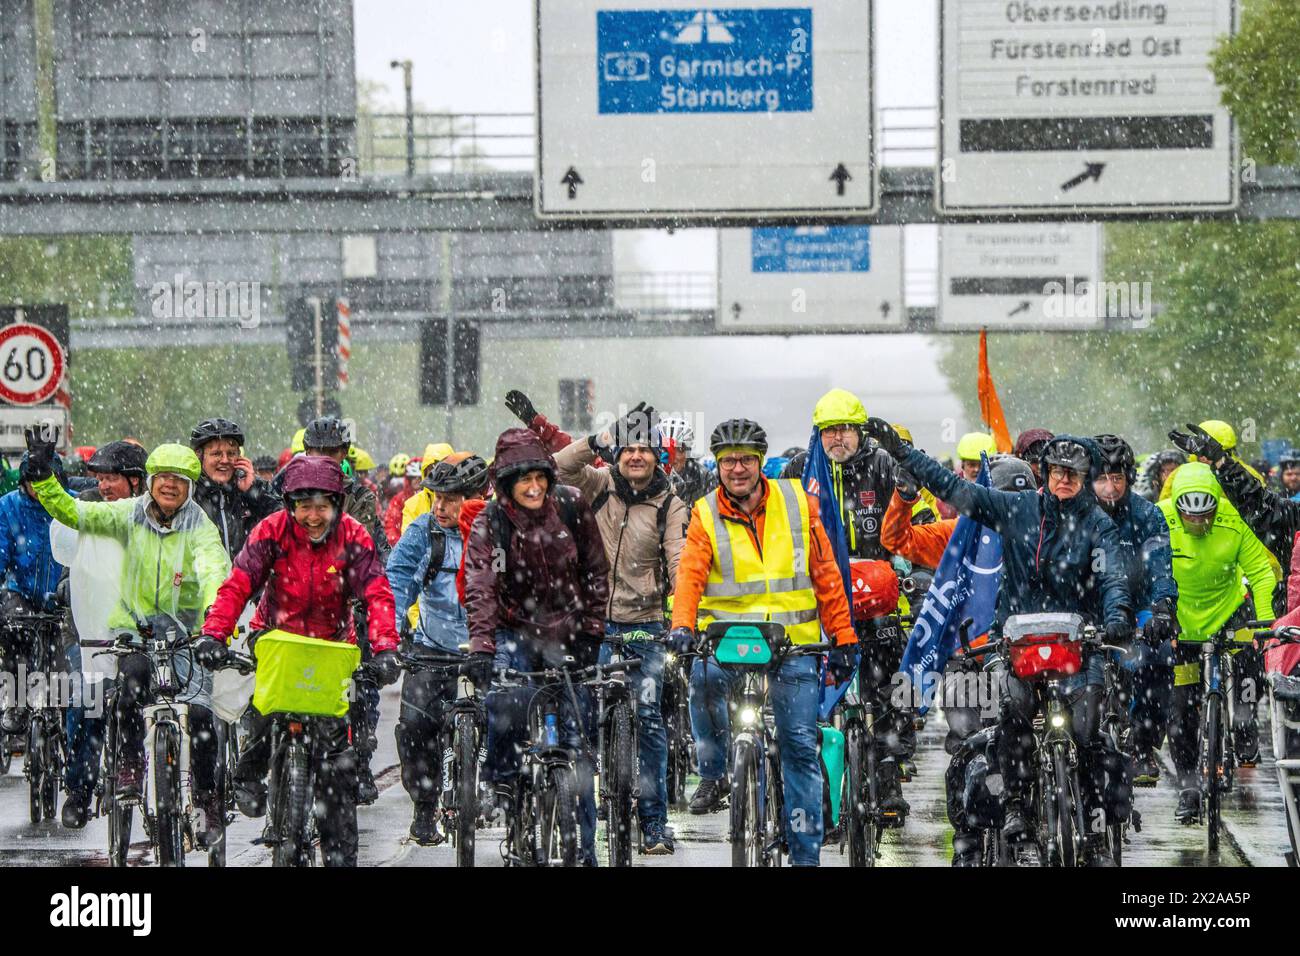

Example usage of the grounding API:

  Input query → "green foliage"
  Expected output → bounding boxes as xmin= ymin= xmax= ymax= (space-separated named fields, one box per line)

xmin=0 ymin=237 xmax=133 ymax=318
xmin=1212 ymin=0 xmax=1300 ymax=166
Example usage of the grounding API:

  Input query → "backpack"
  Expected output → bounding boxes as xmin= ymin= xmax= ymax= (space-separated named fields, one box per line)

xmin=420 ymin=516 xmax=462 ymax=588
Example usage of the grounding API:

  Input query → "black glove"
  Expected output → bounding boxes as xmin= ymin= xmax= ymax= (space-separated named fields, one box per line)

xmin=1104 ymin=620 xmax=1134 ymax=646
xmin=1145 ymin=599 xmax=1180 ymax=645
xmin=611 ymin=401 xmax=659 ymax=449
xmin=1167 ymin=423 xmax=1224 ymax=465
xmin=505 ymin=390 xmax=539 ymax=425
xmin=863 ymin=417 xmax=909 ymax=462
xmin=827 ymin=644 xmax=858 ymax=685
xmin=668 ymin=626 xmax=695 ymax=654
xmin=894 ymin=461 xmax=920 ymax=500
xmin=193 ymin=637 xmax=230 ymax=668
xmin=466 ymin=651 xmax=496 ymax=691
xmin=22 ymin=425 xmax=59 ymax=482
xmin=366 ymin=649 xmax=402 ymax=687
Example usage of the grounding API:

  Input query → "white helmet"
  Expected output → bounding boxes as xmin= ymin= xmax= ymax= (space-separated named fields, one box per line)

xmin=658 ymin=415 xmax=695 ymax=453
xmin=1175 ymin=490 xmax=1218 ymax=516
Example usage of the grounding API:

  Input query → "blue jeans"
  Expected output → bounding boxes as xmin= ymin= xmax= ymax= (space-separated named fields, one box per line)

xmin=1120 ymin=639 xmax=1174 ymax=752
xmin=601 ymin=622 xmax=667 ymax=832
xmin=63 ymin=643 xmax=105 ymax=797
xmin=689 ymin=656 xmax=741 ymax=781
xmin=769 ymin=656 xmax=824 ymax=866
xmin=484 ymin=631 xmax=598 ymax=864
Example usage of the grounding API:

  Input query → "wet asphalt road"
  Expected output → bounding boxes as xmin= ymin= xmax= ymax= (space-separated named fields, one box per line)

xmin=0 ymin=685 xmax=1290 ymax=867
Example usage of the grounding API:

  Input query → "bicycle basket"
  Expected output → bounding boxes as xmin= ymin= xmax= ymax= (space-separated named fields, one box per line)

xmin=1003 ymin=612 xmax=1085 ymax=682
xmin=251 ymin=630 xmax=360 ymax=718
xmin=707 ymin=621 xmax=781 ymax=670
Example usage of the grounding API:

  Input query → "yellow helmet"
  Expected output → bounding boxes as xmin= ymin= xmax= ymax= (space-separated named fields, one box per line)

xmin=956 ymin=432 xmax=997 ymax=461
xmin=1198 ymin=420 xmax=1237 ymax=452
xmin=290 ymin=427 xmax=306 ymax=455
xmin=811 ymin=388 xmax=867 ymax=431
xmin=349 ymin=447 xmax=376 ymax=472
xmin=421 ymin=442 xmax=455 ymax=475
xmin=388 ymin=453 xmax=411 ymax=477
xmin=891 ymin=423 xmax=914 ymax=444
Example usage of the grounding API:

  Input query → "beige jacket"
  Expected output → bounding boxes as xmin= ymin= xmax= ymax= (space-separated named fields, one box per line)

xmin=554 ymin=438 xmax=688 ymax=624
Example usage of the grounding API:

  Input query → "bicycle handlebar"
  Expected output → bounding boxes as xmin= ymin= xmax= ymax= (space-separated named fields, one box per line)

xmin=1254 ymin=625 xmax=1300 ymax=645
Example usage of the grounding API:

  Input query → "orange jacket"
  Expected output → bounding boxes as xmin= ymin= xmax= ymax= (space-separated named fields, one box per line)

xmin=671 ymin=480 xmax=856 ymax=646
xmin=880 ymin=490 xmax=958 ymax=570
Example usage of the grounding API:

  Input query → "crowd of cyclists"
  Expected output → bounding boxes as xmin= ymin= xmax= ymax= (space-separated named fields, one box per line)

xmin=0 ymin=387 xmax=1298 ymax=868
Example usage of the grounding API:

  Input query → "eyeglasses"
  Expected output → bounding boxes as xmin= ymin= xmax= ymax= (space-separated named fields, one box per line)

xmin=1047 ymin=466 xmax=1082 ymax=482
xmin=718 ymin=455 xmax=760 ymax=471
xmin=822 ymin=424 xmax=856 ymax=436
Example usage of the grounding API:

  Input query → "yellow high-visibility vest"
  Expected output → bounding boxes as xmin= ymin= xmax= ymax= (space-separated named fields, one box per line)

xmin=696 ymin=479 xmax=821 ymax=645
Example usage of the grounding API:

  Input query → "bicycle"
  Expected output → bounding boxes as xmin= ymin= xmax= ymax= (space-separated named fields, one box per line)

xmin=581 ymin=634 xmax=647 ymax=867
xmin=97 ymin=627 xmax=234 ymax=868
xmin=493 ymin=659 xmax=592 ymax=867
xmin=397 ymin=650 xmax=485 ymax=868
xmin=700 ymin=620 xmax=830 ymax=868
xmin=1000 ymin=613 xmax=1129 ymax=867
xmin=838 ymin=613 xmax=910 ymax=868
xmin=663 ymin=645 xmax=697 ymax=810
xmin=1253 ymin=624 xmax=1300 ymax=867
xmin=3 ymin=611 xmax=67 ymax=824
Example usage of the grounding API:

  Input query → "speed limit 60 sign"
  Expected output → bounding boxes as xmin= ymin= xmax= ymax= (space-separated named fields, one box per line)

xmin=0 ymin=323 xmax=66 ymax=406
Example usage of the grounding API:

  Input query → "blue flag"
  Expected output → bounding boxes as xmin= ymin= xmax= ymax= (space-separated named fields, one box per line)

xmin=802 ymin=426 xmax=853 ymax=613
xmin=899 ymin=456 xmax=1003 ymax=716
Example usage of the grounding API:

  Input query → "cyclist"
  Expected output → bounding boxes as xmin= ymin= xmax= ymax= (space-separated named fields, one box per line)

xmin=60 ymin=440 xmax=149 ymax=828
xmin=399 ymin=443 xmax=456 ymax=535
xmin=1155 ymin=462 xmax=1276 ymax=823
xmin=1144 ymin=449 xmax=1187 ymax=502
xmin=1279 ymin=452 xmax=1300 ymax=500
xmin=386 ymin=453 xmax=490 ymax=845
xmin=668 ymin=418 xmax=857 ymax=866
xmin=199 ymin=454 xmax=401 ymax=866
xmin=555 ymin=404 xmax=689 ymax=854
xmin=299 ymin=417 xmax=388 ymax=800
xmin=1092 ymin=435 xmax=1180 ymax=785
xmin=0 ymin=452 xmax=69 ymax=736
xmin=463 ymin=428 xmax=610 ymax=867
xmin=956 ymin=432 xmax=999 ymax=481
xmin=384 ymin=458 xmax=423 ymax=546
xmin=348 ymin=447 xmax=380 ymax=501
xmin=189 ymin=418 xmax=281 ymax=559
xmin=252 ymin=455 xmax=279 ymax=483
xmin=659 ymin=414 xmax=715 ymax=505
xmin=1014 ymin=428 xmax=1055 ymax=487
xmin=25 ymin=433 xmax=231 ymax=846
xmin=385 ymin=453 xmax=412 ymax=507
xmin=866 ymin=421 xmax=1132 ymax=864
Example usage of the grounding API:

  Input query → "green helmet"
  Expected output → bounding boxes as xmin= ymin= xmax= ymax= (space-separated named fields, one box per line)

xmin=1198 ymin=419 xmax=1237 ymax=452
xmin=146 ymin=443 xmax=201 ymax=482
xmin=956 ymin=432 xmax=998 ymax=461
xmin=811 ymin=388 xmax=867 ymax=431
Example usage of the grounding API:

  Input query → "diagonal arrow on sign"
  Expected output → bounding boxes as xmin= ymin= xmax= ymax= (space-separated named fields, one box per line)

xmin=1061 ymin=162 xmax=1106 ymax=192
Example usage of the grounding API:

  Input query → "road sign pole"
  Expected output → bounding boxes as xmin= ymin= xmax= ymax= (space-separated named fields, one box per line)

xmin=440 ymin=233 xmax=454 ymax=446
xmin=309 ymin=295 xmax=324 ymax=418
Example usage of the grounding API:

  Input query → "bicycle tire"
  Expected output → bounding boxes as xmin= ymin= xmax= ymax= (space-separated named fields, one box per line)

xmin=0 ymin=735 xmax=11 ymax=775
xmin=766 ymin=743 xmax=785 ymax=868
xmin=273 ymin=738 xmax=315 ymax=868
xmin=41 ymin=718 xmax=61 ymax=821
xmin=26 ymin=715 xmax=45 ymax=824
xmin=845 ymin=725 xmax=874 ymax=868
xmin=454 ymin=711 xmax=477 ymax=868
xmin=540 ymin=764 xmax=579 ymax=867
xmin=154 ymin=724 xmax=185 ymax=868
xmin=730 ymin=739 xmax=762 ymax=867
xmin=1206 ymin=697 xmax=1221 ymax=855
xmin=1052 ymin=744 xmax=1076 ymax=868
xmin=605 ymin=701 xmax=635 ymax=868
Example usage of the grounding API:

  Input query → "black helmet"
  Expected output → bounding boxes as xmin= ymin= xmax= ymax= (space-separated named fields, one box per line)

xmin=1041 ymin=437 xmax=1091 ymax=475
xmin=709 ymin=419 xmax=768 ymax=458
xmin=87 ymin=440 xmax=148 ymax=479
xmin=252 ymin=454 xmax=278 ymax=472
xmin=1093 ymin=434 xmax=1136 ymax=481
xmin=303 ymin=417 xmax=351 ymax=451
xmin=189 ymin=417 xmax=245 ymax=451
xmin=422 ymin=454 xmax=489 ymax=496
xmin=1280 ymin=451 xmax=1300 ymax=469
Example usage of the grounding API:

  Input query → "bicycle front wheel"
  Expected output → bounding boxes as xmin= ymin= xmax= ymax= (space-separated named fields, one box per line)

xmin=41 ymin=717 xmax=61 ymax=822
xmin=845 ymin=725 xmax=875 ymax=868
xmin=605 ymin=701 xmax=636 ymax=868
xmin=154 ymin=724 xmax=185 ymax=868
xmin=1051 ymin=744 xmax=1077 ymax=868
xmin=540 ymin=764 xmax=579 ymax=867
xmin=1205 ymin=696 xmax=1222 ymax=855
xmin=26 ymin=714 xmax=46 ymax=824
xmin=454 ymin=712 xmax=478 ymax=868
xmin=273 ymin=739 xmax=316 ymax=868
xmin=730 ymin=739 xmax=763 ymax=867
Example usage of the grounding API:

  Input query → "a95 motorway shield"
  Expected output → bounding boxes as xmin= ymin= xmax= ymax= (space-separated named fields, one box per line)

xmin=536 ymin=0 xmax=876 ymax=220
xmin=938 ymin=0 xmax=1238 ymax=215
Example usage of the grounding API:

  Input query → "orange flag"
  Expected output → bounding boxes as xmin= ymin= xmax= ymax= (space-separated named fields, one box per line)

xmin=977 ymin=328 xmax=1014 ymax=453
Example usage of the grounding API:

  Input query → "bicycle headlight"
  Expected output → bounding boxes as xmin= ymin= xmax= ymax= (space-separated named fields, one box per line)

xmin=665 ymin=652 xmax=676 ymax=665
xmin=1050 ymin=713 xmax=1066 ymax=729
xmin=739 ymin=707 xmax=758 ymax=727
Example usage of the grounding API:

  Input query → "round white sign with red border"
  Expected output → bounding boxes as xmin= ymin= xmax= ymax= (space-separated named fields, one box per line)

xmin=0 ymin=323 xmax=66 ymax=406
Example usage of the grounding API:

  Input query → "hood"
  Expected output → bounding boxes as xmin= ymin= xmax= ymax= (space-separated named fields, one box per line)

xmin=1166 ymin=460 xmax=1223 ymax=501
xmin=147 ymin=443 xmax=202 ymax=482
xmin=421 ymin=442 xmax=455 ymax=475
xmin=1014 ymin=428 xmax=1054 ymax=458
xmin=490 ymin=428 xmax=556 ymax=497
xmin=282 ymin=454 xmax=346 ymax=497
xmin=812 ymin=388 xmax=867 ymax=430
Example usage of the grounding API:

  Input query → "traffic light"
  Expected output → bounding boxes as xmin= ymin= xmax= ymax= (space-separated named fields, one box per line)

xmin=419 ymin=319 xmax=480 ymax=406
xmin=287 ymin=296 xmax=339 ymax=393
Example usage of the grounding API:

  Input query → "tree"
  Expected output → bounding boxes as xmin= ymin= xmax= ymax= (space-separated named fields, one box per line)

xmin=1212 ymin=0 xmax=1300 ymax=166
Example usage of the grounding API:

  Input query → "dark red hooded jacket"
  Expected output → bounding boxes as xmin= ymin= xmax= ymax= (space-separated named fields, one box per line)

xmin=203 ymin=493 xmax=399 ymax=652
xmin=465 ymin=428 xmax=609 ymax=654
